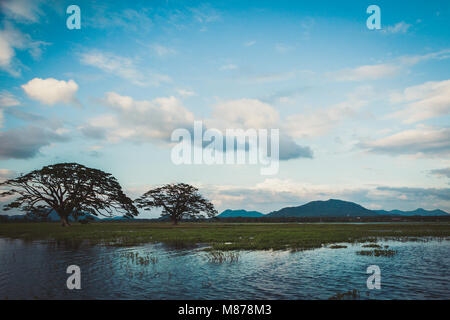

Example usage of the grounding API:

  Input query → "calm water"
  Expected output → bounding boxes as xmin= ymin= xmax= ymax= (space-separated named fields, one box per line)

xmin=0 ymin=238 xmax=449 ymax=300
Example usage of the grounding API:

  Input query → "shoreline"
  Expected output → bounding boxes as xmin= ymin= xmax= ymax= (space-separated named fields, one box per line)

xmin=0 ymin=222 xmax=449 ymax=250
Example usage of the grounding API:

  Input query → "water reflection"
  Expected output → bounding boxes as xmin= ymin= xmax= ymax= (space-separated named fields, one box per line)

xmin=0 ymin=238 xmax=448 ymax=299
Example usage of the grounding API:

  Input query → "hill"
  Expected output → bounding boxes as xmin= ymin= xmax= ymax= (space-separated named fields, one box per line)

xmin=267 ymin=199 xmax=375 ymax=217
xmin=375 ymin=208 xmax=448 ymax=216
xmin=218 ymin=209 xmax=265 ymax=218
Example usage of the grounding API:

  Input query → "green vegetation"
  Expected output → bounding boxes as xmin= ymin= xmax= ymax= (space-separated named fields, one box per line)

xmin=329 ymin=244 xmax=348 ymax=249
xmin=0 ymin=222 xmax=448 ymax=250
xmin=356 ymin=249 xmax=397 ymax=257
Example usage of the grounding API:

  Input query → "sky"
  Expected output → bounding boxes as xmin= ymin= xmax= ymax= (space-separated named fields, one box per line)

xmin=0 ymin=0 xmax=449 ymax=217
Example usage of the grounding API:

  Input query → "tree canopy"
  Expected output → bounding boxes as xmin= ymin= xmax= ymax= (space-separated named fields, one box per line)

xmin=135 ymin=183 xmax=217 ymax=224
xmin=0 ymin=163 xmax=138 ymax=226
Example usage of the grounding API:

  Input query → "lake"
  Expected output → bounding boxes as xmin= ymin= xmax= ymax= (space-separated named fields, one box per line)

xmin=0 ymin=238 xmax=448 ymax=299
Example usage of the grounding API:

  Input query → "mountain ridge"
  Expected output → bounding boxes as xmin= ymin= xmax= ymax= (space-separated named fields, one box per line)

xmin=219 ymin=199 xmax=449 ymax=218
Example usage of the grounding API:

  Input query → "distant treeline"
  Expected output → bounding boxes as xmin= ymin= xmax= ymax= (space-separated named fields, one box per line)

xmin=2 ymin=214 xmax=450 ymax=224
xmin=214 ymin=216 xmax=450 ymax=223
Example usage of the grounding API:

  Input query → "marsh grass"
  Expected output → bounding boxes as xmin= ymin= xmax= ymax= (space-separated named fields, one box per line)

xmin=329 ymin=244 xmax=347 ymax=249
xmin=0 ymin=222 xmax=448 ymax=251
xmin=206 ymin=250 xmax=240 ymax=264
xmin=356 ymin=249 xmax=397 ymax=257
xmin=328 ymin=289 xmax=360 ymax=300
xmin=361 ymin=244 xmax=382 ymax=248
xmin=120 ymin=252 xmax=158 ymax=266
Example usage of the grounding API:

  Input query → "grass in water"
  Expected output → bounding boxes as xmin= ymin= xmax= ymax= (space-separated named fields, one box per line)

xmin=356 ymin=249 xmax=397 ymax=257
xmin=329 ymin=245 xmax=347 ymax=249
xmin=120 ymin=252 xmax=158 ymax=266
xmin=328 ymin=289 xmax=360 ymax=300
xmin=0 ymin=222 xmax=448 ymax=251
xmin=361 ymin=244 xmax=382 ymax=248
xmin=206 ymin=250 xmax=240 ymax=264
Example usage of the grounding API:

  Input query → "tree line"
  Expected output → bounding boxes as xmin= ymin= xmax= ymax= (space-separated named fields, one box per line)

xmin=0 ymin=163 xmax=217 ymax=226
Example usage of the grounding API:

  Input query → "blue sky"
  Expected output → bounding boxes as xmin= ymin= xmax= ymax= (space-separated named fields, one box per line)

xmin=0 ymin=0 xmax=449 ymax=216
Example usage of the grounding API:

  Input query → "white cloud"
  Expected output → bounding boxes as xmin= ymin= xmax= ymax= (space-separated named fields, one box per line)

xmin=329 ymin=63 xmax=400 ymax=81
xmin=275 ymin=43 xmax=292 ymax=53
xmin=0 ymin=0 xmax=43 ymax=23
xmin=80 ymin=50 xmax=171 ymax=87
xmin=398 ymin=49 xmax=450 ymax=66
xmin=82 ymin=95 xmax=312 ymax=160
xmin=0 ymin=169 xmax=15 ymax=181
xmin=177 ymin=89 xmax=196 ymax=97
xmin=219 ymin=64 xmax=237 ymax=71
xmin=284 ymin=86 xmax=372 ymax=138
xmin=82 ymin=92 xmax=195 ymax=143
xmin=242 ymin=70 xmax=296 ymax=84
xmin=329 ymin=49 xmax=450 ymax=82
xmin=205 ymin=98 xmax=313 ymax=160
xmin=21 ymin=78 xmax=79 ymax=106
xmin=0 ymin=91 xmax=20 ymax=107
xmin=150 ymin=44 xmax=176 ymax=57
xmin=388 ymin=79 xmax=450 ymax=123
xmin=206 ymin=99 xmax=279 ymax=130
xmin=359 ymin=126 xmax=450 ymax=157
xmin=383 ymin=21 xmax=412 ymax=34
xmin=199 ymin=179 xmax=450 ymax=213
xmin=84 ymin=7 xmax=153 ymax=31
xmin=244 ymin=40 xmax=256 ymax=47
xmin=0 ymin=23 xmax=49 ymax=76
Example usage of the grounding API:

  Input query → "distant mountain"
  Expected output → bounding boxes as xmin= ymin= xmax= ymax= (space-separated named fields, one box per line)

xmin=375 ymin=208 xmax=449 ymax=216
xmin=267 ymin=199 xmax=376 ymax=217
xmin=102 ymin=216 xmax=132 ymax=221
xmin=218 ymin=209 xmax=265 ymax=218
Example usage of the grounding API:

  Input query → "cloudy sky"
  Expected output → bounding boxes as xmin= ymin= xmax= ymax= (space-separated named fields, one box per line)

xmin=0 ymin=0 xmax=449 ymax=216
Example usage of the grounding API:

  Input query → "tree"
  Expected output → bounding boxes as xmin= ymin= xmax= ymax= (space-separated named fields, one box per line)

xmin=0 ymin=163 xmax=138 ymax=226
xmin=135 ymin=183 xmax=217 ymax=225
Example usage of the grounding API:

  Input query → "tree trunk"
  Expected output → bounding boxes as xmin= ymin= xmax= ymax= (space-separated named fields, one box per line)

xmin=60 ymin=215 xmax=71 ymax=227
xmin=172 ymin=217 xmax=178 ymax=225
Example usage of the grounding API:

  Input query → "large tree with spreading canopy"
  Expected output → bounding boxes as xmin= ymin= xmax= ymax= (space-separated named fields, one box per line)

xmin=135 ymin=183 xmax=217 ymax=224
xmin=0 ymin=163 xmax=138 ymax=226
